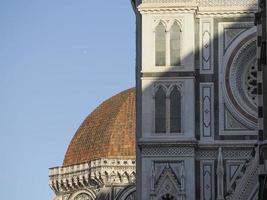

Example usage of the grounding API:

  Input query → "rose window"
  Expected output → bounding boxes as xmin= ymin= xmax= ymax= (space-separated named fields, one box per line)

xmin=223 ymin=33 xmax=258 ymax=128
xmin=245 ymin=63 xmax=257 ymax=105
xmin=74 ymin=194 xmax=91 ymax=200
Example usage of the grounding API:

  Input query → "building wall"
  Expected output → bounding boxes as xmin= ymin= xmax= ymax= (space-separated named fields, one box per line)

xmin=135 ymin=1 xmax=258 ymax=199
xmin=48 ymin=1 xmax=260 ymax=200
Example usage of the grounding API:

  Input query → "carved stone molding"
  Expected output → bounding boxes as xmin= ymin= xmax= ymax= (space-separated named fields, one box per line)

xmin=141 ymin=145 xmax=195 ymax=157
xmin=138 ymin=0 xmax=257 ymax=14
xmin=199 ymin=0 xmax=257 ymax=7
xmin=49 ymin=158 xmax=136 ymax=194
xmin=141 ymin=0 xmax=257 ymax=7
xmin=196 ymin=148 xmax=252 ymax=160
xmin=153 ymin=82 xmax=184 ymax=98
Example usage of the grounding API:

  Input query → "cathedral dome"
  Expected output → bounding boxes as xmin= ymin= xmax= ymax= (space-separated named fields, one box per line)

xmin=63 ymin=88 xmax=136 ymax=166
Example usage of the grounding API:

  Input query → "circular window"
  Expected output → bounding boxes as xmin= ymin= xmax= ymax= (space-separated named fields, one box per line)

xmin=223 ymin=32 xmax=257 ymax=128
xmin=74 ymin=194 xmax=91 ymax=200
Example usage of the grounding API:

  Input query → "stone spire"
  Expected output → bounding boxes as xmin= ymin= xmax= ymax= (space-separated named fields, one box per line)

xmin=217 ymin=147 xmax=224 ymax=200
xmin=151 ymin=162 xmax=155 ymax=192
xmin=180 ymin=161 xmax=185 ymax=192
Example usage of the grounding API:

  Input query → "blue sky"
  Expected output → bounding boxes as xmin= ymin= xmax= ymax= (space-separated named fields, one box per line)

xmin=0 ymin=0 xmax=135 ymax=199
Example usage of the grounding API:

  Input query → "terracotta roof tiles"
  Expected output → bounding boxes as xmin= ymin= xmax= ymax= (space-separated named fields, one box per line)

xmin=63 ymin=88 xmax=136 ymax=166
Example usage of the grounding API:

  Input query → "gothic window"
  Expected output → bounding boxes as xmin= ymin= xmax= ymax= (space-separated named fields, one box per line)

xmin=170 ymin=22 xmax=181 ymax=66
xmin=155 ymin=86 xmax=166 ymax=133
xmin=155 ymin=22 xmax=166 ymax=66
xmin=170 ymin=86 xmax=181 ymax=133
xmin=154 ymin=84 xmax=182 ymax=134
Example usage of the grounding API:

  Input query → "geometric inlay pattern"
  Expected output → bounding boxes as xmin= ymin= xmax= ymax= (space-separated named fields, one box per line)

xmin=142 ymin=146 xmax=194 ymax=157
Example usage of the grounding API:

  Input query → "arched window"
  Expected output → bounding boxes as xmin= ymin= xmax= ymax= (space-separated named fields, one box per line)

xmin=170 ymin=86 xmax=181 ymax=133
xmin=155 ymin=22 xmax=166 ymax=66
xmin=170 ymin=22 xmax=181 ymax=66
xmin=155 ymin=87 xmax=166 ymax=133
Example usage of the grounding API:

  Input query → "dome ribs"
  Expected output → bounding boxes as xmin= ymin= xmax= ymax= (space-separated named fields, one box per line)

xmin=63 ymin=88 xmax=136 ymax=166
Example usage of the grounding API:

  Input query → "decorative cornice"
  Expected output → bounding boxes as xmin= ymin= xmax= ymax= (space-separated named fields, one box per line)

xmin=141 ymin=0 xmax=257 ymax=7
xmin=138 ymin=138 xmax=198 ymax=145
xmin=198 ymin=140 xmax=257 ymax=148
xmin=139 ymin=142 xmax=254 ymax=160
xmin=197 ymin=10 xmax=256 ymax=17
xmin=141 ymin=71 xmax=196 ymax=78
xmin=140 ymin=144 xmax=196 ymax=157
xmin=49 ymin=162 xmax=91 ymax=194
xmin=196 ymin=148 xmax=253 ymax=160
xmin=198 ymin=0 xmax=257 ymax=7
xmin=49 ymin=158 xmax=136 ymax=194
xmin=138 ymin=5 xmax=198 ymax=14
xmin=138 ymin=0 xmax=258 ymax=15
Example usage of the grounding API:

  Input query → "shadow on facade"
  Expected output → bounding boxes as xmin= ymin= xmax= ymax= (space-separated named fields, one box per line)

xmin=134 ymin=1 xmax=260 ymax=200
xmin=48 ymin=1 xmax=263 ymax=200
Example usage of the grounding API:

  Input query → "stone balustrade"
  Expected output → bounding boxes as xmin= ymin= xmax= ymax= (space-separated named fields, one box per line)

xmin=49 ymin=158 xmax=136 ymax=194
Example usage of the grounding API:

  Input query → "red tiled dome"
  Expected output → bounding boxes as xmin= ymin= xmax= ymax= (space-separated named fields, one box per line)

xmin=63 ymin=88 xmax=136 ymax=166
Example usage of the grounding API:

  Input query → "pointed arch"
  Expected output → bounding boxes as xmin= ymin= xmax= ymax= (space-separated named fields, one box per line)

xmin=129 ymin=171 xmax=136 ymax=183
xmin=170 ymin=86 xmax=181 ymax=133
xmin=170 ymin=21 xmax=181 ymax=66
xmin=153 ymin=84 xmax=168 ymax=98
xmin=155 ymin=22 xmax=166 ymax=66
xmin=104 ymin=171 xmax=109 ymax=182
xmin=117 ymin=172 xmax=122 ymax=183
xmin=121 ymin=171 xmax=130 ymax=183
xmin=69 ymin=189 xmax=96 ymax=200
xmin=155 ymin=86 xmax=166 ymax=133
xmin=110 ymin=171 xmax=117 ymax=183
xmin=154 ymin=164 xmax=182 ymax=200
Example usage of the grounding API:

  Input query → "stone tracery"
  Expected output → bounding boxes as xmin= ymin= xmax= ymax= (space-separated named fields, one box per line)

xmin=74 ymin=194 xmax=91 ymax=200
xmin=245 ymin=61 xmax=257 ymax=105
xmin=222 ymin=33 xmax=258 ymax=129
